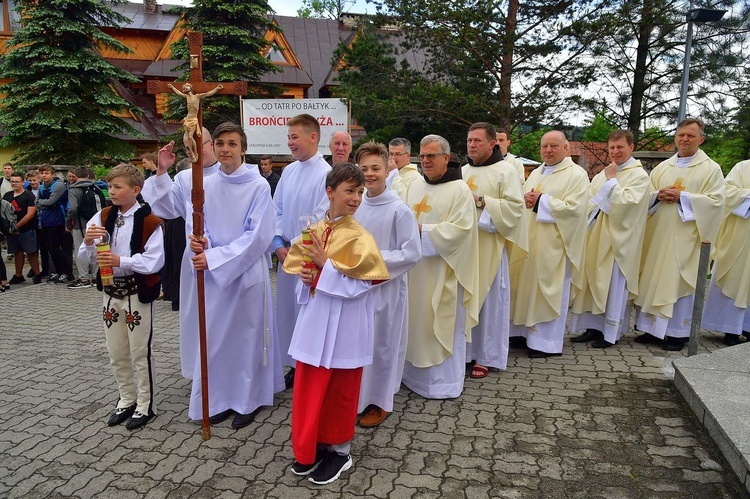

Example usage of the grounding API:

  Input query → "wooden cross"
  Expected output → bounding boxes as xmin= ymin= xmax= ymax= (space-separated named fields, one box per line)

xmin=412 ymin=195 xmax=433 ymax=222
xmin=466 ymin=175 xmax=479 ymax=192
xmin=147 ymin=31 xmax=247 ymax=441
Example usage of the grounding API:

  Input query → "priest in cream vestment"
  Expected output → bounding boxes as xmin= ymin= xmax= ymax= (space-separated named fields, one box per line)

xmin=509 ymin=131 xmax=589 ymax=358
xmin=703 ymin=159 xmax=750 ymax=346
xmin=389 ymin=138 xmax=421 ymax=201
xmin=402 ymin=135 xmax=479 ymax=399
xmin=462 ymin=123 xmax=526 ymax=378
xmin=634 ymin=119 xmax=725 ymax=351
xmin=569 ymin=130 xmax=649 ymax=348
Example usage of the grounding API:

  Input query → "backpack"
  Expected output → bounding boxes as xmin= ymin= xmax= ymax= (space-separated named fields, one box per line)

xmin=78 ymin=184 xmax=107 ymax=221
xmin=94 ymin=180 xmax=113 ymax=207
xmin=0 ymin=199 xmax=18 ymax=236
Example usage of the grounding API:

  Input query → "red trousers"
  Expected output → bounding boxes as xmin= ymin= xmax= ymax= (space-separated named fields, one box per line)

xmin=291 ymin=361 xmax=363 ymax=465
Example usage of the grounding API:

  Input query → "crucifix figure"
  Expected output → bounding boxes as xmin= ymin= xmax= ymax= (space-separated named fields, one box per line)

xmin=147 ymin=31 xmax=247 ymax=440
xmin=168 ymin=81 xmax=224 ymax=162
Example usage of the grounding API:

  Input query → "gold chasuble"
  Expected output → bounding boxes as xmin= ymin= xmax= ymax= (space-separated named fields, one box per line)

xmin=571 ymin=160 xmax=650 ymax=316
xmin=392 ymin=164 xmax=421 ymax=201
xmin=712 ymin=160 xmax=750 ymax=308
xmin=510 ymin=158 xmax=589 ymax=326
xmin=283 ymin=214 xmax=389 ymax=281
xmin=462 ymin=160 xmax=527 ymax=307
xmin=404 ymin=178 xmax=479 ymax=367
xmin=634 ymin=150 xmax=725 ymax=318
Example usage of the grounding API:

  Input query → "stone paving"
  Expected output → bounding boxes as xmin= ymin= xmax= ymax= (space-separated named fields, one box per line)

xmin=0 ymin=263 xmax=748 ymax=498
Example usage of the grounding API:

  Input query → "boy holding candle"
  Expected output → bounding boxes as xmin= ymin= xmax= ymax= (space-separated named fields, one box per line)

xmin=79 ymin=163 xmax=164 ymax=430
xmin=282 ymin=163 xmax=389 ymax=484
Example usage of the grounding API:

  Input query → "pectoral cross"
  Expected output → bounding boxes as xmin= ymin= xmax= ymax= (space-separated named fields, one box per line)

xmin=673 ymin=178 xmax=686 ymax=191
xmin=466 ymin=175 xmax=479 ymax=192
xmin=412 ymin=195 xmax=433 ymax=222
xmin=146 ymin=31 xmax=248 ymax=442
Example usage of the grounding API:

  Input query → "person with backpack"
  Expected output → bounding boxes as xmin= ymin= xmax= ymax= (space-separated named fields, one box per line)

xmin=36 ymin=164 xmax=73 ymax=284
xmin=66 ymin=166 xmax=105 ymax=288
xmin=3 ymin=172 xmax=42 ymax=285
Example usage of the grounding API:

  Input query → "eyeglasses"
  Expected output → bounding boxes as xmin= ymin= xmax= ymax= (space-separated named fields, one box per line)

xmin=389 ymin=152 xmax=409 ymax=157
xmin=419 ymin=153 xmax=446 ymax=161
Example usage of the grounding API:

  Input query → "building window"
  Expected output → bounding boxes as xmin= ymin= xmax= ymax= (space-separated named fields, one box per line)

xmin=1 ymin=0 xmax=21 ymax=33
xmin=266 ymin=45 xmax=287 ymax=63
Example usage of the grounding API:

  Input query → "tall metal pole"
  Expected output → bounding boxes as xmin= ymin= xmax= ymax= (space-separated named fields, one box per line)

xmin=677 ymin=20 xmax=694 ymax=124
xmin=688 ymin=241 xmax=711 ymax=356
xmin=677 ymin=0 xmax=695 ymax=125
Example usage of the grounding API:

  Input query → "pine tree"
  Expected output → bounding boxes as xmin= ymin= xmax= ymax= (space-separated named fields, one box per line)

xmin=0 ymin=0 xmax=141 ymax=165
xmin=166 ymin=0 xmax=281 ymax=132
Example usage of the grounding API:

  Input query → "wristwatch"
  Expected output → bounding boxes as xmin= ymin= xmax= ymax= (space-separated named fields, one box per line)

xmin=476 ymin=196 xmax=484 ymax=208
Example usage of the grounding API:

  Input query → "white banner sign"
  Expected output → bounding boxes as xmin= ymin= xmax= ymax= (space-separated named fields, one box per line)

xmin=241 ymin=98 xmax=349 ymax=155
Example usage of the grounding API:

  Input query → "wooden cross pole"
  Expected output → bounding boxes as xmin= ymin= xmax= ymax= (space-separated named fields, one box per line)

xmin=147 ymin=31 xmax=247 ymax=441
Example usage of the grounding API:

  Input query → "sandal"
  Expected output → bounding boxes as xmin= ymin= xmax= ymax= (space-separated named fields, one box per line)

xmin=470 ymin=364 xmax=488 ymax=379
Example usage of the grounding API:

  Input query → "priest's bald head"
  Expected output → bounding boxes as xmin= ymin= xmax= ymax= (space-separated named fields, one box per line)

xmin=419 ymin=134 xmax=451 ymax=182
xmin=540 ymin=130 xmax=569 ymax=166
xmin=330 ymin=131 xmax=353 ymax=165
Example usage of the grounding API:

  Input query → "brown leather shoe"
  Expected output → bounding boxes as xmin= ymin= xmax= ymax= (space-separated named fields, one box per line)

xmin=359 ymin=406 xmax=390 ymax=427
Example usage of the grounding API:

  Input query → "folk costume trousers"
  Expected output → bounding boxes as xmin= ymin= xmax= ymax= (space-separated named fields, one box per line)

xmin=102 ymin=293 xmax=156 ymax=416
xmin=291 ymin=361 xmax=362 ymax=464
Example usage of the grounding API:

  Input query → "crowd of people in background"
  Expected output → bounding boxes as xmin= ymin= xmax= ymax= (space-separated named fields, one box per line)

xmin=2 ymin=114 xmax=749 ymax=487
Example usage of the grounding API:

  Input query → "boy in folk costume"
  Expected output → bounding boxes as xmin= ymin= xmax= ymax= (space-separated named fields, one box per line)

xmin=78 ymin=164 xmax=164 ymax=430
xmin=283 ymin=163 xmax=389 ymax=485
xmin=352 ymin=142 xmax=421 ymax=427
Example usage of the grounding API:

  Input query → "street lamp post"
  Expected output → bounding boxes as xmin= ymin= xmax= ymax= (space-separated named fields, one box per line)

xmin=677 ymin=7 xmax=727 ymax=125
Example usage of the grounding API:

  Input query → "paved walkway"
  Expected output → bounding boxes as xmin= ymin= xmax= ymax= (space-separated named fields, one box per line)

xmin=0 ymin=265 xmax=747 ymax=498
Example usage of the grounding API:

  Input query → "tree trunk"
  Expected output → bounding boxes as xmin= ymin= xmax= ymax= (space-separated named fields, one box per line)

xmin=628 ymin=0 xmax=652 ymax=143
xmin=498 ymin=0 xmax=518 ymax=130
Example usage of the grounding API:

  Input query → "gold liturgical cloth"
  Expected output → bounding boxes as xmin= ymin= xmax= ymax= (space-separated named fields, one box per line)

xmin=283 ymin=215 xmax=389 ymax=281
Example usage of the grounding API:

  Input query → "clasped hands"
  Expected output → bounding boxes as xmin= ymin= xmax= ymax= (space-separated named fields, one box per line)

xmin=657 ymin=186 xmax=682 ymax=203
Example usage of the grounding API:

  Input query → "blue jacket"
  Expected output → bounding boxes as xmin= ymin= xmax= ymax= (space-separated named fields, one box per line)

xmin=36 ymin=177 xmax=68 ymax=227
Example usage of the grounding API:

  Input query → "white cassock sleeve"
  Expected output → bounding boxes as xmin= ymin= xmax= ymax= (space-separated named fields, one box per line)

xmin=592 ymin=178 xmax=618 ymax=214
xmin=536 ymin=194 xmax=555 ymax=224
xmin=732 ymin=195 xmax=750 ymax=219
xmin=478 ymin=208 xmax=497 ymax=233
xmin=203 ymin=186 xmax=275 ymax=291
xmin=142 ymin=173 xmax=186 ymax=220
xmin=296 ymin=260 xmax=371 ymax=303
xmin=420 ymin=224 xmax=439 ymax=257
xmin=379 ymin=208 xmax=422 ymax=280
xmin=677 ymin=190 xmax=696 ymax=222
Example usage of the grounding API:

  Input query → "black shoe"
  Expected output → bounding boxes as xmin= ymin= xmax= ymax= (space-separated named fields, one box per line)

xmin=55 ymin=274 xmax=72 ymax=284
xmin=591 ymin=338 xmax=615 ymax=349
xmin=663 ymin=336 xmax=686 ymax=351
xmin=231 ymin=407 xmax=261 ymax=429
xmin=107 ymin=404 xmax=136 ymax=426
xmin=208 ymin=409 xmax=234 ymax=425
xmin=634 ymin=333 xmax=660 ymax=344
xmin=285 ymin=368 xmax=296 ymax=389
xmin=571 ymin=329 xmax=602 ymax=343
xmin=47 ymin=273 xmax=60 ymax=284
xmin=308 ymin=452 xmax=353 ymax=485
xmin=509 ymin=336 xmax=527 ymax=349
xmin=8 ymin=274 xmax=25 ymax=285
xmin=291 ymin=448 xmax=329 ymax=476
xmin=171 ymin=301 xmax=179 ymax=311
xmin=528 ymin=349 xmax=562 ymax=359
xmin=723 ymin=334 xmax=742 ymax=346
xmin=743 ymin=331 xmax=750 ymax=341
xmin=26 ymin=269 xmax=34 ymax=278
xmin=32 ymin=274 xmax=43 ymax=285
xmin=125 ymin=410 xmax=154 ymax=430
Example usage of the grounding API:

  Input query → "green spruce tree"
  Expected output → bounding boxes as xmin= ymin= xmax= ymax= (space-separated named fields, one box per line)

xmin=166 ymin=0 xmax=281 ymax=132
xmin=0 ymin=0 xmax=141 ymax=165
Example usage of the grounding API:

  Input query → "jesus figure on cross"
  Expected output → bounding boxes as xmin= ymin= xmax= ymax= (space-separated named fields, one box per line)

xmin=167 ymin=82 xmax=224 ymax=162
